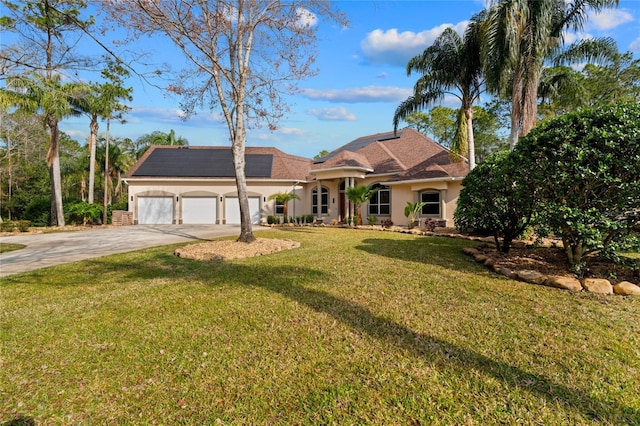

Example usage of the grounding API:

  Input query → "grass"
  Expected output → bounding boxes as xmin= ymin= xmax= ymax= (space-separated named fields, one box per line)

xmin=1 ymin=227 xmax=639 ymax=425
xmin=0 ymin=243 xmax=25 ymax=253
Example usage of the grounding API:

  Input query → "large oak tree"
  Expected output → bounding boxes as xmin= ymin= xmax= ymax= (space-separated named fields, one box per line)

xmin=102 ymin=0 xmax=346 ymax=242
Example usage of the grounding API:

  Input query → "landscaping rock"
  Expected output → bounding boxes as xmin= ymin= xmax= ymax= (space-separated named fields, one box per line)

xmin=463 ymin=247 xmax=479 ymax=256
xmin=545 ymin=275 xmax=583 ymax=292
xmin=474 ymin=254 xmax=488 ymax=263
xmin=612 ymin=281 xmax=640 ymax=296
xmin=582 ymin=278 xmax=613 ymax=294
xmin=495 ymin=266 xmax=517 ymax=279
xmin=516 ymin=270 xmax=547 ymax=285
xmin=484 ymin=257 xmax=497 ymax=267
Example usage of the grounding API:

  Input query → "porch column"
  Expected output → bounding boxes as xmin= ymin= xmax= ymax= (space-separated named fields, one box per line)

xmin=349 ymin=177 xmax=355 ymax=224
xmin=316 ymin=179 xmax=322 ymax=220
xmin=440 ymin=189 xmax=447 ymax=225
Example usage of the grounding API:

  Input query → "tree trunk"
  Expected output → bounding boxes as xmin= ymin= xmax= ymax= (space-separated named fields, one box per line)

xmin=47 ymin=115 xmax=65 ymax=226
xmin=103 ymin=119 xmax=110 ymax=225
xmin=88 ymin=115 xmax=98 ymax=204
xmin=508 ymin=69 xmax=523 ymax=150
xmin=232 ymin=127 xmax=255 ymax=243
xmin=520 ymin=68 xmax=540 ymax=137
xmin=465 ymin=106 xmax=476 ymax=170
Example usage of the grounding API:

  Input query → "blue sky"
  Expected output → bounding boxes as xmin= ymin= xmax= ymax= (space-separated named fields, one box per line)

xmin=57 ymin=0 xmax=640 ymax=159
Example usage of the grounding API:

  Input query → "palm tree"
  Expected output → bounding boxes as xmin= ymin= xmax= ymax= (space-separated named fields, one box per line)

xmin=346 ymin=185 xmax=379 ymax=226
xmin=484 ymin=0 xmax=619 ymax=148
xmin=76 ymin=59 xmax=132 ymax=204
xmin=0 ymin=73 xmax=85 ymax=226
xmin=393 ymin=12 xmax=486 ymax=170
xmin=132 ymin=130 xmax=189 ymax=160
xmin=268 ymin=191 xmax=301 ymax=220
xmin=96 ymin=136 xmax=134 ymax=205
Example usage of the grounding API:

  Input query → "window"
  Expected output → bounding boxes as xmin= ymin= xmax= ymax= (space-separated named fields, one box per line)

xmin=275 ymin=200 xmax=284 ymax=215
xmin=421 ymin=191 xmax=440 ymax=215
xmin=312 ymin=186 xmax=329 ymax=215
xmin=368 ymin=184 xmax=390 ymax=216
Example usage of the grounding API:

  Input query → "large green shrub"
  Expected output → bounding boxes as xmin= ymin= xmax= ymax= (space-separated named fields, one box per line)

xmin=454 ymin=151 xmax=536 ymax=252
xmin=23 ymin=195 xmax=51 ymax=227
xmin=514 ymin=103 xmax=640 ymax=266
xmin=66 ymin=202 xmax=104 ymax=225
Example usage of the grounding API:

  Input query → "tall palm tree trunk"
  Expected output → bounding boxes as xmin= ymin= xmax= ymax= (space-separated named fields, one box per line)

xmin=508 ymin=72 xmax=524 ymax=150
xmin=465 ymin=106 xmax=476 ymax=170
xmin=521 ymin=67 xmax=541 ymax=136
xmin=46 ymin=114 xmax=65 ymax=226
xmin=88 ymin=116 xmax=98 ymax=204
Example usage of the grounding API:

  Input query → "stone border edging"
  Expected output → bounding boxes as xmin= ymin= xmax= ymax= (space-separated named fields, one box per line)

xmin=461 ymin=246 xmax=640 ymax=296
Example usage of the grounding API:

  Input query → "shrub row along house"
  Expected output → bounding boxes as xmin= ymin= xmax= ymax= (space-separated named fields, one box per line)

xmin=124 ymin=128 xmax=469 ymax=227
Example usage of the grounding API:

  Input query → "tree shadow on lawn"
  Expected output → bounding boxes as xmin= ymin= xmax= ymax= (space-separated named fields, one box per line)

xmin=213 ymin=263 xmax=637 ymax=424
xmin=37 ymin=248 xmax=636 ymax=423
xmin=356 ymin=236 xmax=485 ymax=272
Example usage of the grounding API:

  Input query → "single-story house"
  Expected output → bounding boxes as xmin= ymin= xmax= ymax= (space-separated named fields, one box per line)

xmin=124 ymin=128 xmax=469 ymax=227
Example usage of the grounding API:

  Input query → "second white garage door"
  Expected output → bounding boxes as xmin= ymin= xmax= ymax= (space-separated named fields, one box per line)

xmin=182 ymin=197 xmax=217 ymax=224
xmin=225 ymin=197 xmax=260 ymax=224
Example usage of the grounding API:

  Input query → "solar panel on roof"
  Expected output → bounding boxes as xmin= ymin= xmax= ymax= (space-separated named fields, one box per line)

xmin=132 ymin=148 xmax=273 ymax=178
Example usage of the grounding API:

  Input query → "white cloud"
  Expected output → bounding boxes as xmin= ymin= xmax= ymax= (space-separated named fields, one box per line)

xmin=279 ymin=127 xmax=305 ymax=135
xmin=306 ymin=107 xmax=357 ymax=121
xmin=300 ymin=85 xmax=411 ymax=103
xmin=630 ymin=37 xmax=640 ymax=53
xmin=131 ymin=106 xmax=224 ymax=125
xmin=562 ymin=30 xmax=594 ymax=45
xmin=132 ymin=105 xmax=185 ymax=122
xmin=588 ymin=9 xmax=633 ymax=31
xmin=296 ymin=7 xmax=317 ymax=28
xmin=65 ymin=129 xmax=88 ymax=139
xmin=360 ymin=21 xmax=469 ymax=66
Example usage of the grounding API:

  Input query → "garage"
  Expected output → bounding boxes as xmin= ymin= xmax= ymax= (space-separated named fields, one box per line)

xmin=182 ymin=197 xmax=217 ymax=224
xmin=138 ymin=197 xmax=174 ymax=224
xmin=225 ymin=197 xmax=260 ymax=224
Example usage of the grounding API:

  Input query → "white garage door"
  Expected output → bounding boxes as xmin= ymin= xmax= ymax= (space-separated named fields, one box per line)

xmin=138 ymin=197 xmax=174 ymax=224
xmin=182 ymin=197 xmax=217 ymax=224
xmin=225 ymin=197 xmax=260 ymax=224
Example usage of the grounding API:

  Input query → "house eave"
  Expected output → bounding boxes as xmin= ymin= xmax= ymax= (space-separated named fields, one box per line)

xmin=385 ymin=176 xmax=465 ymax=186
xmin=310 ymin=166 xmax=374 ymax=174
xmin=123 ymin=177 xmax=311 ymax=184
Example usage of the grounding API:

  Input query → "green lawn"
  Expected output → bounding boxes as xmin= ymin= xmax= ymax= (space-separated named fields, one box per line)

xmin=1 ymin=227 xmax=639 ymax=425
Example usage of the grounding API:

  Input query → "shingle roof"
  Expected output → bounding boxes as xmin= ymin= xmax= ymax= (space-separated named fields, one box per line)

xmin=126 ymin=146 xmax=312 ymax=181
xmin=388 ymin=150 xmax=469 ymax=181
xmin=311 ymin=128 xmax=468 ymax=180
xmin=125 ymin=129 xmax=468 ymax=183
xmin=313 ymin=150 xmax=373 ymax=170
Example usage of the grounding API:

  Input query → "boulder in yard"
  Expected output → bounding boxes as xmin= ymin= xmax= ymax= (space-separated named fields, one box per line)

xmin=545 ymin=275 xmax=583 ymax=292
xmin=516 ymin=270 xmax=547 ymax=285
xmin=474 ymin=254 xmax=488 ymax=263
xmin=612 ymin=281 xmax=640 ymax=296
xmin=583 ymin=278 xmax=613 ymax=294
xmin=463 ymin=247 xmax=479 ymax=256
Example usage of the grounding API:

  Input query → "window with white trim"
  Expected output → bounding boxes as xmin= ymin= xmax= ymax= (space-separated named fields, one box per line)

xmin=275 ymin=200 xmax=284 ymax=215
xmin=312 ymin=186 xmax=329 ymax=215
xmin=420 ymin=191 xmax=440 ymax=215
xmin=368 ymin=183 xmax=390 ymax=216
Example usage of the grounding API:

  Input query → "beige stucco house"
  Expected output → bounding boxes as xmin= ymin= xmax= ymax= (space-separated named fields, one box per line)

xmin=124 ymin=128 xmax=468 ymax=227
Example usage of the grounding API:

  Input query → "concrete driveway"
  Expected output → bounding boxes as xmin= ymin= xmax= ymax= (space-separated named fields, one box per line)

xmin=0 ymin=224 xmax=241 ymax=277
